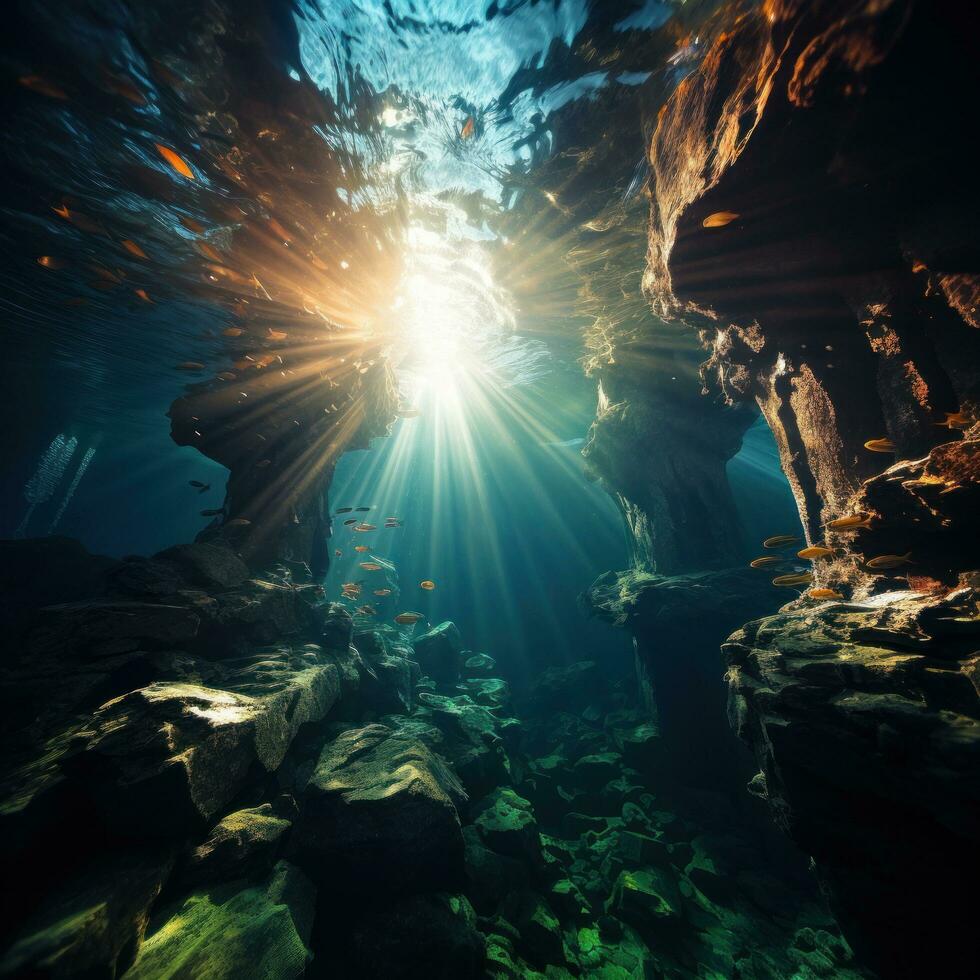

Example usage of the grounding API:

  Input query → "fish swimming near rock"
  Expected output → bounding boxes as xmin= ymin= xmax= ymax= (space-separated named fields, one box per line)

xmin=394 ymin=612 xmax=424 ymax=625
xmin=864 ymin=438 xmax=896 ymax=453
xmin=226 ymin=518 xmax=251 ymax=527
xmin=189 ymin=480 xmax=210 ymax=492
xmin=935 ymin=410 xmax=973 ymax=430
xmin=866 ymin=552 xmax=913 ymax=570
xmin=825 ymin=513 xmax=873 ymax=530
xmin=749 ymin=556 xmax=784 ymax=569
xmin=797 ymin=546 xmax=835 ymax=560
xmin=808 ymin=588 xmax=845 ymax=600
xmin=461 ymin=116 xmax=475 ymax=139
xmin=343 ymin=519 xmax=357 ymax=525
xmin=772 ymin=572 xmax=814 ymax=587
xmin=356 ymin=604 xmax=377 ymax=616
xmin=703 ymin=211 xmax=739 ymax=228
xmin=763 ymin=535 xmax=800 ymax=549
xmin=419 ymin=580 xmax=436 ymax=591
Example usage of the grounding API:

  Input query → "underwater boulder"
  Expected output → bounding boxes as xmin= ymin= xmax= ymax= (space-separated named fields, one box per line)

xmin=498 ymin=890 xmax=565 ymax=969
xmin=321 ymin=602 xmax=353 ymax=652
xmin=155 ymin=541 xmax=249 ymax=590
xmin=106 ymin=557 xmax=185 ymax=598
xmin=412 ymin=621 xmax=463 ymax=684
xmin=124 ymin=861 xmax=314 ymax=980
xmin=525 ymin=661 xmax=602 ymax=712
xmin=292 ymin=723 xmax=467 ymax=895
xmin=0 ymin=851 xmax=173 ymax=979
xmin=462 ymin=825 xmax=530 ymax=912
xmin=332 ymin=893 xmax=485 ymax=979
xmin=604 ymin=868 xmax=680 ymax=936
xmin=176 ymin=803 xmax=292 ymax=891
xmin=472 ymin=787 xmax=542 ymax=866
xmin=463 ymin=652 xmax=497 ymax=677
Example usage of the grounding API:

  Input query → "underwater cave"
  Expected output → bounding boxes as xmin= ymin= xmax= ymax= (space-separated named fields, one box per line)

xmin=1 ymin=1 xmax=978 ymax=978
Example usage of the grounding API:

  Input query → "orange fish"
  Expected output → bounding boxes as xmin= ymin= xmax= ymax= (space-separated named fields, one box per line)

xmin=865 ymin=552 xmax=913 ymax=570
xmin=864 ymin=438 xmax=895 ymax=453
xmin=394 ymin=612 xmax=424 ymax=625
xmin=103 ymin=72 xmax=146 ymax=105
xmin=359 ymin=562 xmax=383 ymax=571
xmin=354 ymin=545 xmax=370 ymax=553
xmin=419 ymin=580 xmax=436 ymax=591
xmin=134 ymin=288 xmax=153 ymax=303
xmin=461 ymin=116 xmax=475 ymax=139
xmin=121 ymin=239 xmax=148 ymax=259
xmin=824 ymin=514 xmax=872 ymax=530
xmin=267 ymin=329 xmax=287 ymax=341
xmin=37 ymin=256 xmax=66 ymax=270
xmin=373 ymin=589 xmax=392 ymax=597
xmin=197 ymin=241 xmax=224 ymax=263
xmin=19 ymin=75 xmax=68 ymax=100
xmin=354 ymin=523 xmax=376 ymax=532
xmin=155 ymin=143 xmax=195 ymax=179
xmin=223 ymin=327 xmax=243 ymax=337
xmin=797 ymin=546 xmax=835 ymax=560
xmin=180 ymin=215 xmax=206 ymax=234
xmin=703 ymin=211 xmax=739 ymax=228
xmin=808 ymin=588 xmax=844 ymax=600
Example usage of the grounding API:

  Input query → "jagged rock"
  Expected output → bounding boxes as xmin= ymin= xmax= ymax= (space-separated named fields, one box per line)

xmin=615 ymin=830 xmax=669 ymax=868
xmin=473 ymin=787 xmax=542 ymax=865
xmin=498 ymin=891 xmax=565 ymax=969
xmin=412 ymin=621 xmax=463 ymax=684
xmin=124 ymin=861 xmax=314 ymax=979
xmin=320 ymin=602 xmax=353 ymax=651
xmin=726 ymin=586 xmax=980 ymax=976
xmin=292 ymin=723 xmax=467 ymax=894
xmin=458 ymin=676 xmax=511 ymax=710
xmin=105 ymin=557 xmax=184 ymax=598
xmin=526 ymin=661 xmax=600 ymax=712
xmin=335 ymin=893 xmax=485 ymax=979
xmin=605 ymin=869 xmax=680 ymax=935
xmin=463 ymin=826 xmax=529 ymax=912
xmin=70 ymin=659 xmax=342 ymax=834
xmin=24 ymin=600 xmax=200 ymax=659
xmin=155 ymin=541 xmax=249 ymax=590
xmin=178 ymin=804 xmax=291 ymax=889
xmin=572 ymin=752 xmax=622 ymax=791
xmin=0 ymin=852 xmax=173 ymax=979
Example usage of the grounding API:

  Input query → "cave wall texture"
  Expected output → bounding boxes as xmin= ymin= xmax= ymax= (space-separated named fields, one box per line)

xmin=584 ymin=0 xmax=979 ymax=976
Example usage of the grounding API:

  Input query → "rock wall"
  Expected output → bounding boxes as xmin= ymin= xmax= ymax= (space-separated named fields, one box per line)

xmin=635 ymin=0 xmax=980 ymax=975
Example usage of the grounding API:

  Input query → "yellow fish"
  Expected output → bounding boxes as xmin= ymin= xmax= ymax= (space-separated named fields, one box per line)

xmin=354 ymin=524 xmax=377 ymax=532
xmin=394 ymin=612 xmax=424 ymax=625
xmin=772 ymin=572 xmax=814 ymax=587
xmin=749 ymin=556 xmax=783 ymax=569
xmin=703 ymin=211 xmax=739 ymax=228
xmin=864 ymin=438 xmax=895 ymax=453
xmin=935 ymin=411 xmax=973 ymax=430
xmin=419 ymin=580 xmax=436 ymax=591
xmin=359 ymin=562 xmax=383 ymax=571
xmin=824 ymin=514 xmax=872 ymax=530
xmin=808 ymin=588 xmax=844 ymax=600
xmin=866 ymin=552 xmax=913 ymax=570
xmin=763 ymin=535 xmax=800 ymax=549
xmin=797 ymin=546 xmax=835 ymax=560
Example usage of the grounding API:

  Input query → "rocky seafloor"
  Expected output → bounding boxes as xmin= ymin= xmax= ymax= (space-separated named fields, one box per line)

xmin=0 ymin=534 xmax=867 ymax=980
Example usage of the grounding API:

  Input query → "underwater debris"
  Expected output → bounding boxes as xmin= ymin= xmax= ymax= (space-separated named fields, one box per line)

xmin=15 ymin=433 xmax=77 ymax=538
xmin=47 ymin=446 xmax=96 ymax=533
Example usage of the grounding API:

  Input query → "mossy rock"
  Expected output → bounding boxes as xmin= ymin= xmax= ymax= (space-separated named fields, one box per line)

xmin=605 ymin=869 xmax=680 ymax=935
xmin=499 ymin=890 xmax=565 ymax=968
xmin=124 ymin=861 xmax=314 ymax=979
xmin=473 ymin=787 xmax=542 ymax=864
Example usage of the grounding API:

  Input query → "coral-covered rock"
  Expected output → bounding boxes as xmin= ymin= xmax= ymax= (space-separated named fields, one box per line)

xmin=292 ymin=723 xmax=467 ymax=894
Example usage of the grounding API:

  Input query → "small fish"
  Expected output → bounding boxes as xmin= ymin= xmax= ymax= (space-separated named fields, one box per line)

xmin=866 ymin=552 xmax=913 ymax=570
xmin=134 ymin=288 xmax=153 ymax=303
xmin=703 ymin=211 xmax=739 ymax=228
xmin=824 ymin=513 xmax=873 ymax=530
xmin=200 ymin=508 xmax=222 ymax=516
xmin=226 ymin=518 xmax=251 ymax=527
xmin=197 ymin=241 xmax=224 ymax=262
xmin=354 ymin=523 xmax=376 ymax=532
xmin=37 ymin=256 xmax=66 ymax=270
xmin=763 ymin=535 xmax=800 ymax=549
xmin=354 ymin=545 xmax=370 ymax=552
xmin=176 ymin=361 xmax=205 ymax=371
xmin=216 ymin=371 xmax=236 ymax=381
xmin=336 ymin=507 xmax=353 ymax=514
xmin=180 ymin=215 xmax=206 ymax=234
xmin=155 ymin=143 xmax=195 ymax=179
xmin=419 ymin=580 xmax=436 ymax=591
xmin=461 ymin=116 xmax=475 ymax=139
xmin=373 ymin=588 xmax=392 ymax=597
xmin=19 ymin=75 xmax=69 ymax=100
xmin=355 ymin=506 xmax=372 ymax=512
xmin=359 ymin=562 xmax=383 ymax=571
xmin=911 ymin=260 xmax=927 ymax=274
xmin=808 ymin=588 xmax=845 ymax=600
xmin=189 ymin=480 xmax=210 ymax=492
xmin=797 ymin=546 xmax=835 ymax=560
xmin=394 ymin=612 xmax=424 ymax=625
xmin=103 ymin=72 xmax=146 ymax=105
xmin=749 ymin=556 xmax=784 ymax=569
xmin=935 ymin=410 xmax=973 ymax=430
xmin=343 ymin=518 xmax=358 ymax=526
xmin=267 ymin=329 xmax=287 ymax=341
xmin=772 ymin=572 xmax=814 ymax=587
xmin=356 ymin=605 xmax=377 ymax=617
xmin=121 ymin=239 xmax=148 ymax=259
xmin=334 ymin=549 xmax=343 ymax=558
xmin=864 ymin=438 xmax=895 ymax=453
xmin=223 ymin=327 xmax=243 ymax=337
